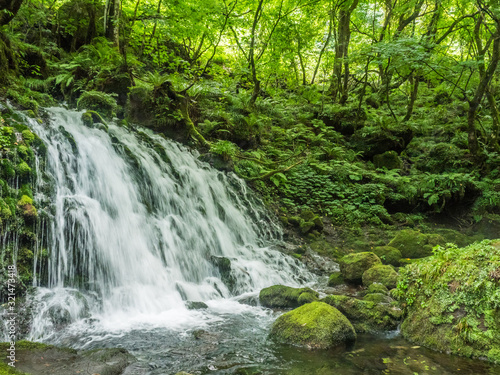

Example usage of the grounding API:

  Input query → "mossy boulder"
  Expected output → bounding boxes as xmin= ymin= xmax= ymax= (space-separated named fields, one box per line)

xmin=77 ymin=91 xmax=117 ymax=120
xmin=327 ymin=272 xmax=344 ymax=287
xmin=321 ymin=294 xmax=402 ymax=332
xmin=270 ymin=301 xmax=356 ymax=349
xmin=396 ymin=240 xmax=500 ymax=362
xmin=363 ymin=293 xmax=393 ymax=304
xmin=259 ymin=285 xmax=318 ymax=308
xmin=372 ymin=246 xmax=402 ymax=266
xmin=339 ymin=252 xmax=382 ymax=284
xmin=362 ymin=264 xmax=399 ymax=289
xmin=373 ymin=151 xmax=403 ymax=170
xmin=388 ymin=229 xmax=445 ymax=259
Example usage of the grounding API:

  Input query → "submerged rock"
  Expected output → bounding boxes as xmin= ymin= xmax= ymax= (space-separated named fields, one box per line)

xmin=322 ymin=294 xmax=402 ymax=333
xmin=259 ymin=285 xmax=318 ymax=308
xmin=339 ymin=252 xmax=382 ymax=284
xmin=270 ymin=301 xmax=356 ymax=349
xmin=0 ymin=341 xmax=135 ymax=375
xmin=396 ymin=240 xmax=500 ymax=363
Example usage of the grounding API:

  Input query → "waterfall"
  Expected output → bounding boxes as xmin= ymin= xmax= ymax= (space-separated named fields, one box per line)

xmin=22 ymin=107 xmax=310 ymax=342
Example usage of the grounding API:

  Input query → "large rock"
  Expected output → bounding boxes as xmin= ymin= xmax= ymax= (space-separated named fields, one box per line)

xmin=339 ymin=252 xmax=382 ymax=284
xmin=396 ymin=240 xmax=500 ymax=362
xmin=372 ymin=246 xmax=402 ymax=266
xmin=259 ymin=285 xmax=318 ymax=308
xmin=362 ymin=264 xmax=399 ymax=289
xmin=322 ymin=294 xmax=402 ymax=333
xmin=270 ymin=302 xmax=356 ymax=349
xmin=0 ymin=341 xmax=135 ymax=375
xmin=388 ymin=229 xmax=445 ymax=259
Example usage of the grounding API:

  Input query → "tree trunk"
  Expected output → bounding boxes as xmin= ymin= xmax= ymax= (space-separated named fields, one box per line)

xmin=0 ymin=0 xmax=23 ymax=26
xmin=248 ymin=0 xmax=265 ymax=107
xmin=105 ymin=0 xmax=121 ymax=48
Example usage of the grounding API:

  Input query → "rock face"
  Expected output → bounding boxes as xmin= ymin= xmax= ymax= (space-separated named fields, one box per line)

xmin=388 ymin=229 xmax=445 ymax=258
xmin=322 ymin=295 xmax=402 ymax=333
xmin=339 ymin=252 xmax=382 ymax=284
xmin=270 ymin=302 xmax=356 ymax=349
xmin=259 ymin=285 xmax=318 ymax=308
xmin=362 ymin=264 xmax=399 ymax=289
xmin=396 ymin=240 xmax=500 ymax=363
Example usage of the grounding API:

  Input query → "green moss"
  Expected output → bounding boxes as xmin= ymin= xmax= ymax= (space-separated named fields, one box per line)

xmin=81 ymin=111 xmax=93 ymax=127
xmin=362 ymin=264 xmax=399 ymax=289
xmin=321 ymin=294 xmax=402 ymax=333
xmin=327 ymin=272 xmax=344 ymax=287
xmin=339 ymin=252 xmax=382 ymax=283
xmin=17 ymin=195 xmax=33 ymax=206
xmin=373 ymin=151 xmax=402 ymax=170
xmin=388 ymin=229 xmax=445 ymax=258
xmin=270 ymin=301 xmax=356 ymax=349
xmin=363 ymin=293 xmax=392 ymax=304
xmin=398 ymin=240 xmax=500 ymax=362
xmin=15 ymin=162 xmax=31 ymax=178
xmin=77 ymin=91 xmax=117 ymax=119
xmin=372 ymin=246 xmax=401 ymax=266
xmin=366 ymin=283 xmax=389 ymax=295
xmin=259 ymin=285 xmax=319 ymax=308
xmin=1 ymin=159 xmax=15 ymax=179
xmin=21 ymin=130 xmax=34 ymax=144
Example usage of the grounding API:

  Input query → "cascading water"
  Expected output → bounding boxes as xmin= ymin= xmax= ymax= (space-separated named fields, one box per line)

xmin=24 ymin=107 xmax=312 ymax=346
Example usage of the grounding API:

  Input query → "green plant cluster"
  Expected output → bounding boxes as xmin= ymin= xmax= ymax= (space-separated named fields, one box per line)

xmin=0 ymin=109 xmax=46 ymax=295
xmin=395 ymin=240 xmax=500 ymax=362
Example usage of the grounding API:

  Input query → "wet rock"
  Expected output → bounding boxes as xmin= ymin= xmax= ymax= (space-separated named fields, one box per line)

xmin=259 ymin=285 xmax=318 ymax=308
xmin=339 ymin=252 xmax=382 ymax=284
xmin=186 ymin=301 xmax=208 ymax=310
xmin=0 ymin=341 xmax=136 ymax=375
xmin=210 ymin=255 xmax=237 ymax=292
xmin=270 ymin=301 xmax=356 ymax=349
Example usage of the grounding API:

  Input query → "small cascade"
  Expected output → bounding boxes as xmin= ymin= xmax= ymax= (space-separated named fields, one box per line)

xmin=22 ymin=107 xmax=312 ymax=343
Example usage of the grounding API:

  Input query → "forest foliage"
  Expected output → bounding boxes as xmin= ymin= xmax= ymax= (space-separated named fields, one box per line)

xmin=1 ymin=0 xmax=500 ymax=229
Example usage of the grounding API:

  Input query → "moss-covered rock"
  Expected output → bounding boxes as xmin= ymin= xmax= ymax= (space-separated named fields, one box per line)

xmin=363 ymin=293 xmax=393 ymax=304
xmin=362 ymin=264 xmax=399 ymax=289
xmin=388 ymin=229 xmax=445 ymax=258
xmin=327 ymin=272 xmax=344 ymax=287
xmin=321 ymin=294 xmax=402 ymax=332
xmin=270 ymin=301 xmax=356 ymax=349
xmin=259 ymin=285 xmax=319 ymax=308
xmin=186 ymin=301 xmax=208 ymax=310
xmin=396 ymin=240 xmax=500 ymax=362
xmin=77 ymin=91 xmax=117 ymax=120
xmin=372 ymin=246 xmax=402 ymax=266
xmin=373 ymin=151 xmax=402 ymax=170
xmin=339 ymin=252 xmax=382 ymax=284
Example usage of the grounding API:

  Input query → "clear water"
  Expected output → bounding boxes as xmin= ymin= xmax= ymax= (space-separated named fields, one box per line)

xmin=6 ymin=108 xmax=499 ymax=374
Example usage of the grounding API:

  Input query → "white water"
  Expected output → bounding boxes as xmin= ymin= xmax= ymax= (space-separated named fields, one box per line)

xmin=24 ymin=108 xmax=311 ymax=343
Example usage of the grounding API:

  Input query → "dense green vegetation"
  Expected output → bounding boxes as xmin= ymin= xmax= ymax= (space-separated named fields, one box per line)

xmin=1 ymin=0 xmax=500 ymax=367
xmin=1 ymin=0 xmax=500 ymax=233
